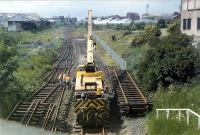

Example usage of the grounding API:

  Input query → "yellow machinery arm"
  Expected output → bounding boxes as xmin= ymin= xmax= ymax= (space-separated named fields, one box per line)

xmin=86 ymin=10 xmax=95 ymax=71
xmin=87 ymin=10 xmax=94 ymax=64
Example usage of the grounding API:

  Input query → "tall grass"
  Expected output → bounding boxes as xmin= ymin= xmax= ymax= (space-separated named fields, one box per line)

xmin=147 ymin=81 xmax=200 ymax=135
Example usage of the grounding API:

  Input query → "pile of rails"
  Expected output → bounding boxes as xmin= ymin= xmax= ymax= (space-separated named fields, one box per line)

xmin=108 ymin=66 xmax=152 ymax=116
xmin=6 ymin=40 xmax=75 ymax=133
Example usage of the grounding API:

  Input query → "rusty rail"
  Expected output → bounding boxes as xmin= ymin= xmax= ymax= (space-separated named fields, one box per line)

xmin=113 ymin=69 xmax=128 ymax=104
xmin=26 ymin=100 xmax=40 ymax=126
xmin=42 ymin=104 xmax=55 ymax=129
xmin=20 ymin=100 xmax=36 ymax=123
xmin=126 ymin=70 xmax=147 ymax=104
xmin=6 ymin=100 xmax=22 ymax=120
xmin=42 ymin=83 xmax=61 ymax=102
xmin=51 ymin=85 xmax=65 ymax=132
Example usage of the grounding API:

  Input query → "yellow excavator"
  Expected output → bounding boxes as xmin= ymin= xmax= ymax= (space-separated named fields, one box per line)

xmin=74 ymin=10 xmax=109 ymax=127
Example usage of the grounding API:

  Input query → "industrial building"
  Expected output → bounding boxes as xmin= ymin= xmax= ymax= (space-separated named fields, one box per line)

xmin=0 ymin=13 xmax=43 ymax=32
xmin=181 ymin=0 xmax=200 ymax=38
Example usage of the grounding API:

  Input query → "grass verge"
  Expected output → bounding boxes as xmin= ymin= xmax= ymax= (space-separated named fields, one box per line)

xmin=147 ymin=81 xmax=200 ymax=135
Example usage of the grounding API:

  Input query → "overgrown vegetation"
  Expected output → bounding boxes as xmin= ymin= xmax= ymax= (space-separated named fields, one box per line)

xmin=147 ymin=80 xmax=200 ymax=135
xmin=137 ymin=21 xmax=200 ymax=91
xmin=0 ymin=27 xmax=63 ymax=117
xmin=95 ymin=27 xmax=148 ymax=75
xmin=0 ymin=29 xmax=20 ymax=117
xmin=94 ymin=20 xmax=200 ymax=134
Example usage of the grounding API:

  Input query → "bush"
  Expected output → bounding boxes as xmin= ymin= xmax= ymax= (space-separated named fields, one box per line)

xmin=130 ymin=25 xmax=161 ymax=47
xmin=130 ymin=33 xmax=148 ymax=47
xmin=0 ymin=30 xmax=20 ymax=117
xmin=111 ymin=35 xmax=117 ymax=41
xmin=137 ymin=38 xmax=200 ymax=91
xmin=123 ymin=30 xmax=132 ymax=37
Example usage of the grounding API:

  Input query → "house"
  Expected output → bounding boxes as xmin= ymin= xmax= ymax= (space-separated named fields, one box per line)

xmin=8 ymin=13 xmax=42 ymax=32
xmin=181 ymin=0 xmax=200 ymax=37
xmin=0 ymin=13 xmax=43 ymax=32
xmin=0 ymin=13 xmax=15 ymax=28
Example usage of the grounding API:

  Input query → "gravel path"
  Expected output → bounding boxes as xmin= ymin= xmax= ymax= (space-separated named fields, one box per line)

xmin=117 ymin=117 xmax=146 ymax=135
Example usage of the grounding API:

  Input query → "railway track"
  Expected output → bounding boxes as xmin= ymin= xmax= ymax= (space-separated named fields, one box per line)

xmin=6 ymin=40 xmax=75 ymax=132
xmin=108 ymin=66 xmax=152 ymax=116
xmin=80 ymin=127 xmax=107 ymax=135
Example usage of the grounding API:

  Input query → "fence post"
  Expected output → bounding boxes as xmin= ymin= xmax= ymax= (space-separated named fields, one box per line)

xmin=178 ymin=110 xmax=181 ymax=122
xmin=186 ymin=110 xmax=189 ymax=125
xmin=156 ymin=110 xmax=159 ymax=119
xmin=198 ymin=117 xmax=200 ymax=130
xmin=166 ymin=109 xmax=169 ymax=119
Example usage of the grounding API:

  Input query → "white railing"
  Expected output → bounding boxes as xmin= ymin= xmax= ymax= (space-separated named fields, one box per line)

xmin=156 ymin=109 xmax=200 ymax=130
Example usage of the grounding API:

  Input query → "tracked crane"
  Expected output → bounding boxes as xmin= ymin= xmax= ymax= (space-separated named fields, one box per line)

xmin=74 ymin=10 xmax=109 ymax=127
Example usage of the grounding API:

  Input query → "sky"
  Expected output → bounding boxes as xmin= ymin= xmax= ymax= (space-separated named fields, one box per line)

xmin=0 ymin=0 xmax=181 ymax=19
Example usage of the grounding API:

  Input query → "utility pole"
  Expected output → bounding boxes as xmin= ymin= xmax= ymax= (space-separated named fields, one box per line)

xmin=146 ymin=4 xmax=149 ymax=15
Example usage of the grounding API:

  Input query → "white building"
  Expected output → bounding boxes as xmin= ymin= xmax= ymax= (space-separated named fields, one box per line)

xmin=181 ymin=0 xmax=200 ymax=37
xmin=93 ymin=17 xmax=132 ymax=25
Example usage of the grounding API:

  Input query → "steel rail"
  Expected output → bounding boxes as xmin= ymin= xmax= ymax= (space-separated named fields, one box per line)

xmin=125 ymin=70 xmax=147 ymax=104
xmin=42 ymin=104 xmax=55 ymax=129
xmin=20 ymin=100 xmax=36 ymax=123
xmin=102 ymin=127 xmax=106 ymax=135
xmin=113 ymin=68 xmax=128 ymax=104
xmin=6 ymin=100 xmax=22 ymax=120
xmin=51 ymin=85 xmax=65 ymax=132
xmin=25 ymin=45 xmax=68 ymax=102
xmin=25 ymin=100 xmax=40 ymax=126
xmin=42 ymin=83 xmax=61 ymax=102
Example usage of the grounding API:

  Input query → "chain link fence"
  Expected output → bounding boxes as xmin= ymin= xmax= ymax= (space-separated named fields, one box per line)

xmin=94 ymin=32 xmax=127 ymax=70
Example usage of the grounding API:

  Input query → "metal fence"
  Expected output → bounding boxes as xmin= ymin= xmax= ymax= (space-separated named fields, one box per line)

xmin=156 ymin=108 xmax=200 ymax=130
xmin=93 ymin=33 xmax=127 ymax=70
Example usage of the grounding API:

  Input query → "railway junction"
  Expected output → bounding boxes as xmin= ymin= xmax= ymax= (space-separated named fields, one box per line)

xmin=5 ymin=10 xmax=152 ymax=135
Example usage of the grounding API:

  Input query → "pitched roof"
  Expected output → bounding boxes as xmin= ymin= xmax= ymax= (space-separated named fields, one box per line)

xmin=0 ymin=13 xmax=42 ymax=22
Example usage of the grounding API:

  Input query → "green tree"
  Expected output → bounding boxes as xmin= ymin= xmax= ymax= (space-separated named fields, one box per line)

xmin=138 ymin=39 xmax=200 ymax=91
xmin=0 ymin=31 xmax=21 ymax=117
xmin=137 ymin=21 xmax=200 ymax=91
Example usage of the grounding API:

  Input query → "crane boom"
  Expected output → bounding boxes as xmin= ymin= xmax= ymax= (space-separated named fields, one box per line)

xmin=87 ymin=10 xmax=94 ymax=64
xmin=85 ymin=10 xmax=96 ymax=72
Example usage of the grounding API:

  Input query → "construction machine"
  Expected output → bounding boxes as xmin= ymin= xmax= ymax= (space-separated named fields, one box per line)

xmin=74 ymin=10 xmax=109 ymax=127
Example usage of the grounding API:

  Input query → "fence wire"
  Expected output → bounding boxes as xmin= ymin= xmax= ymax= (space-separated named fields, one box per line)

xmin=94 ymin=33 xmax=127 ymax=70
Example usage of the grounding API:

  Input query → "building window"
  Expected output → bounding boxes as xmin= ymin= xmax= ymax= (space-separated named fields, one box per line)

xmin=197 ymin=18 xmax=200 ymax=30
xmin=183 ymin=18 xmax=192 ymax=30
xmin=187 ymin=18 xmax=191 ymax=29
xmin=183 ymin=19 xmax=187 ymax=30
